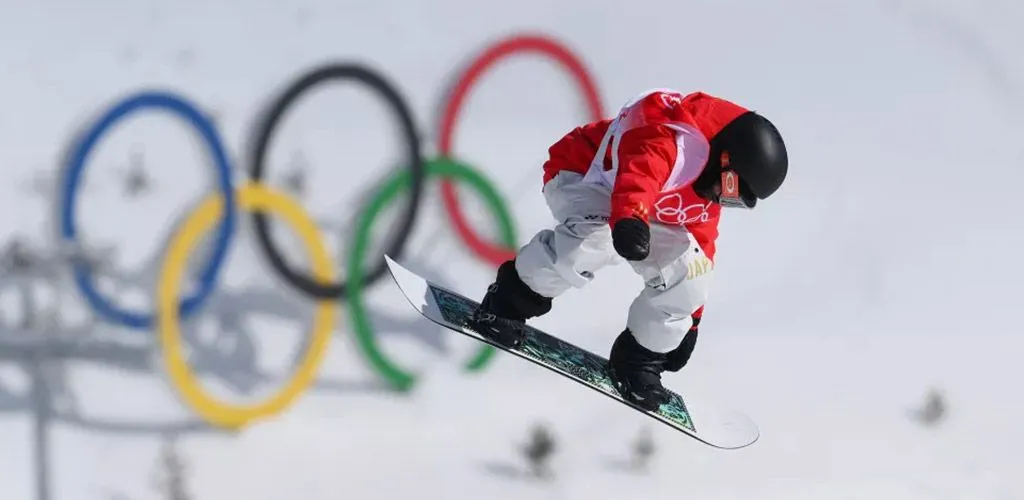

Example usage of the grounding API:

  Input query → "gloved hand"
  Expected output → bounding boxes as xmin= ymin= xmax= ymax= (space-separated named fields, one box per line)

xmin=665 ymin=317 xmax=699 ymax=372
xmin=612 ymin=216 xmax=650 ymax=261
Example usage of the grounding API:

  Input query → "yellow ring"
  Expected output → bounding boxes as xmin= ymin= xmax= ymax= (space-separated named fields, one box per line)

xmin=157 ymin=182 xmax=337 ymax=429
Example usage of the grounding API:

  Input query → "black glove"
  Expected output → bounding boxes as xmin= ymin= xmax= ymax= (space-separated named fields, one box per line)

xmin=665 ymin=317 xmax=699 ymax=372
xmin=612 ymin=216 xmax=650 ymax=261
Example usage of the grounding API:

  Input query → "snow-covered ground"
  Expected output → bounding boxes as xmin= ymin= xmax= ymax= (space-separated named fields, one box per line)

xmin=1 ymin=0 xmax=1022 ymax=499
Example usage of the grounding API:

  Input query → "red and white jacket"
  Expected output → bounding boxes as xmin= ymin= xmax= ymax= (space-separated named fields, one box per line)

xmin=541 ymin=88 xmax=749 ymax=263
xmin=541 ymin=89 xmax=749 ymax=324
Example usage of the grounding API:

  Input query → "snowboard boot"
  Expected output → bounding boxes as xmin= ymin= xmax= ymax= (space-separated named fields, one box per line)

xmin=664 ymin=316 xmax=699 ymax=372
xmin=468 ymin=259 xmax=552 ymax=349
xmin=608 ymin=329 xmax=672 ymax=411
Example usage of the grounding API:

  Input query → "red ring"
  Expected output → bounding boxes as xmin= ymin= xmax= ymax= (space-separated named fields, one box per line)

xmin=437 ymin=33 xmax=605 ymax=266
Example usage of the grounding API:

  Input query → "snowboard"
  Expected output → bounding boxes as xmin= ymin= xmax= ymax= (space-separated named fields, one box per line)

xmin=384 ymin=255 xmax=760 ymax=450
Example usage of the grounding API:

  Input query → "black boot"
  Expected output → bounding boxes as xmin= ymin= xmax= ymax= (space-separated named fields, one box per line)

xmin=468 ymin=259 xmax=552 ymax=348
xmin=608 ymin=329 xmax=672 ymax=411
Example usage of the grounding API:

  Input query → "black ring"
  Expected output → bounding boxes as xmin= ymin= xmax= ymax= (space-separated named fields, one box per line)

xmin=248 ymin=63 xmax=425 ymax=299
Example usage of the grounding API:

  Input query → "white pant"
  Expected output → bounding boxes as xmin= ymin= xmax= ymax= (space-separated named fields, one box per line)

xmin=515 ymin=172 xmax=714 ymax=353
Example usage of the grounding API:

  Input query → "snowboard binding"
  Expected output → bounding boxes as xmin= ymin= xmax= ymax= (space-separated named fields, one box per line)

xmin=467 ymin=259 xmax=552 ymax=349
xmin=467 ymin=304 xmax=528 ymax=348
xmin=607 ymin=329 xmax=672 ymax=411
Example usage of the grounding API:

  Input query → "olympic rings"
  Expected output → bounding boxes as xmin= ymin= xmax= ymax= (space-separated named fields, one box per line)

xmin=437 ymin=34 xmax=605 ymax=266
xmin=347 ymin=158 xmax=515 ymax=391
xmin=59 ymin=90 xmax=237 ymax=329
xmin=54 ymin=32 xmax=604 ymax=411
xmin=158 ymin=182 xmax=336 ymax=429
xmin=248 ymin=63 xmax=425 ymax=300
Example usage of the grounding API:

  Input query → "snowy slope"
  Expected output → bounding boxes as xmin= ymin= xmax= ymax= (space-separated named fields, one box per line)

xmin=1 ymin=0 xmax=1023 ymax=499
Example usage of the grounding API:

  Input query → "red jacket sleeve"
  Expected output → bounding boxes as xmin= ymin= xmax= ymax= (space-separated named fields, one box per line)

xmin=609 ymin=124 xmax=677 ymax=226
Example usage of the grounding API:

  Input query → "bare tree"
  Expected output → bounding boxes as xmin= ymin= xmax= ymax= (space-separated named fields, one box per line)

xmin=109 ymin=145 xmax=152 ymax=198
xmin=911 ymin=387 xmax=948 ymax=427
xmin=520 ymin=422 xmax=556 ymax=479
xmin=152 ymin=433 xmax=193 ymax=500
xmin=281 ymin=150 xmax=309 ymax=196
xmin=631 ymin=426 xmax=655 ymax=472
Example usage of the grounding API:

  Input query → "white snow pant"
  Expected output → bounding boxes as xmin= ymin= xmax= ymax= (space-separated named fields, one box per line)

xmin=515 ymin=172 xmax=714 ymax=353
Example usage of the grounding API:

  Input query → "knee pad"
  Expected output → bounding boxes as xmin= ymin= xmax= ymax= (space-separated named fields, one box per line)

xmin=483 ymin=259 xmax=553 ymax=321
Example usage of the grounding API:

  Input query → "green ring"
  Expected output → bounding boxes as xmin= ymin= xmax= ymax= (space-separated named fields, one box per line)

xmin=347 ymin=157 xmax=516 ymax=392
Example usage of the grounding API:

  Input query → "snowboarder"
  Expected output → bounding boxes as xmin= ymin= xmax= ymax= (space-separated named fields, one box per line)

xmin=468 ymin=88 xmax=789 ymax=410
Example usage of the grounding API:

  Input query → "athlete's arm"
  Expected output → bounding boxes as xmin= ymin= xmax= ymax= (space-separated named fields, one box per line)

xmin=608 ymin=124 xmax=678 ymax=227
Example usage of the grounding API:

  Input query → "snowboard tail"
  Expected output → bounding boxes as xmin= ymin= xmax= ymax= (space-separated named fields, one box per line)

xmin=384 ymin=255 xmax=758 ymax=449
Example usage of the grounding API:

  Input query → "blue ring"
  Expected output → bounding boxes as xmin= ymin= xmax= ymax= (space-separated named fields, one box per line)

xmin=59 ymin=90 xmax=237 ymax=329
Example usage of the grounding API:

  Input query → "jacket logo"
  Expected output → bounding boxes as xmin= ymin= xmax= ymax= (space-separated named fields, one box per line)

xmin=632 ymin=204 xmax=649 ymax=220
xmin=645 ymin=274 xmax=666 ymax=290
xmin=654 ymin=193 xmax=712 ymax=225
xmin=659 ymin=92 xmax=683 ymax=108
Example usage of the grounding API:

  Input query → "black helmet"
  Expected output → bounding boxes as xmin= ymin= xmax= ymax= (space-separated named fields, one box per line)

xmin=693 ymin=111 xmax=788 ymax=208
